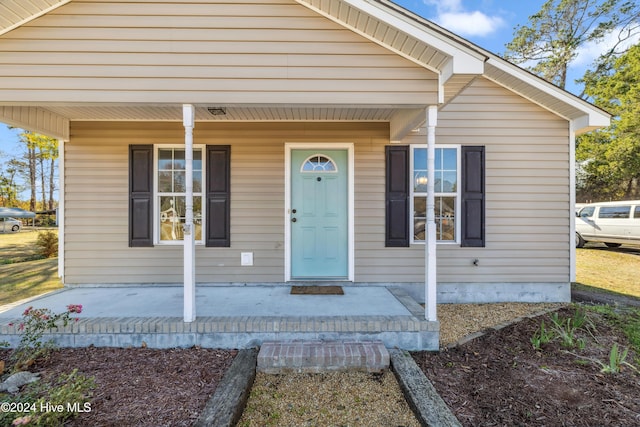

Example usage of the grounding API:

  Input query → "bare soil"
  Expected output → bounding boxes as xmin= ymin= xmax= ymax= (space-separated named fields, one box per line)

xmin=412 ymin=305 xmax=640 ymax=427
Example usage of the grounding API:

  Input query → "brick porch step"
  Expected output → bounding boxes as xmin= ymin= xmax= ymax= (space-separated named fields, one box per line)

xmin=257 ymin=340 xmax=389 ymax=373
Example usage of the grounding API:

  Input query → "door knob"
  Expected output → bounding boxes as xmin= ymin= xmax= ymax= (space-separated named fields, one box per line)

xmin=292 ymin=218 xmax=297 ymax=222
xmin=292 ymin=209 xmax=297 ymax=213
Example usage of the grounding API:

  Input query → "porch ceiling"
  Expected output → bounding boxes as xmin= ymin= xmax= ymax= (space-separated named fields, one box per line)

xmin=0 ymin=103 xmax=428 ymax=141
xmin=41 ymin=104 xmax=404 ymax=122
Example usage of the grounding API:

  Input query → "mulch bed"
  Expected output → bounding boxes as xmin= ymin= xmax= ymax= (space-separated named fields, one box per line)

xmin=2 ymin=347 xmax=236 ymax=427
xmin=412 ymin=306 xmax=640 ymax=426
xmin=3 ymin=303 xmax=639 ymax=426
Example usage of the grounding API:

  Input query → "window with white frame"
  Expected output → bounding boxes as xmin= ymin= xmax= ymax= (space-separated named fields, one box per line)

xmin=411 ymin=145 xmax=460 ymax=243
xmin=155 ymin=146 xmax=204 ymax=244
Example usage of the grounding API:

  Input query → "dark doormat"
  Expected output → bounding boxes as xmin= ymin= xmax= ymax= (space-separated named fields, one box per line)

xmin=290 ymin=285 xmax=344 ymax=295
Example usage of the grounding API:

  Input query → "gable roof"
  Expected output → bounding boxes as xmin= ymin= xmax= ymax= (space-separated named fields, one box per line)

xmin=0 ymin=0 xmax=609 ymax=140
xmin=298 ymin=0 xmax=610 ymax=133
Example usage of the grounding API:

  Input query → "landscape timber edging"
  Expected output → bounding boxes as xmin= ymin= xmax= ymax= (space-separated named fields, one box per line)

xmin=193 ymin=347 xmax=258 ymax=427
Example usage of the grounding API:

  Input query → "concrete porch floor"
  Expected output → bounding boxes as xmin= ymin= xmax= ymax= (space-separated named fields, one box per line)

xmin=0 ymin=286 xmax=439 ymax=351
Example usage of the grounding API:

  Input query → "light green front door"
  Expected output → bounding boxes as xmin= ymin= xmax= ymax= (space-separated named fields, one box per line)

xmin=291 ymin=149 xmax=348 ymax=279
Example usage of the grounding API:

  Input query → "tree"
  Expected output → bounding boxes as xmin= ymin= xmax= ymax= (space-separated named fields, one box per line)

xmin=19 ymin=132 xmax=59 ymax=211
xmin=0 ymin=158 xmax=27 ymax=206
xmin=577 ymin=43 xmax=640 ymax=200
xmin=504 ymin=0 xmax=640 ymax=92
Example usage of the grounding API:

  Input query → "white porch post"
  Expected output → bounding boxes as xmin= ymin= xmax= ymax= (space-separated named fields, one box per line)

xmin=57 ymin=139 xmax=64 ymax=281
xmin=425 ymin=106 xmax=438 ymax=321
xmin=569 ymin=122 xmax=577 ymax=284
xmin=183 ymin=104 xmax=196 ymax=322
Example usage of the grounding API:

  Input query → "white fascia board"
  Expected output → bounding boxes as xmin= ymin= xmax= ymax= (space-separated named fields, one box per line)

xmin=296 ymin=0 xmax=485 ymax=75
xmin=572 ymin=114 xmax=611 ymax=136
xmin=486 ymin=57 xmax=610 ymax=133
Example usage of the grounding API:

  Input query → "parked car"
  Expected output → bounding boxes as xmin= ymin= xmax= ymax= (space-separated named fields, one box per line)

xmin=575 ymin=201 xmax=640 ymax=248
xmin=0 ymin=217 xmax=21 ymax=233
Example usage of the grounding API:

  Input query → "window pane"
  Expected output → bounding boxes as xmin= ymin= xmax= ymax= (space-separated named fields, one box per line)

xmin=414 ymin=197 xmax=426 ymax=241
xmin=413 ymin=148 xmax=458 ymax=193
xmin=442 ymin=148 xmax=456 ymax=170
xmin=173 ymin=171 xmax=186 ymax=192
xmin=193 ymin=171 xmax=202 ymax=193
xmin=159 ymin=196 xmax=183 ymax=241
xmin=414 ymin=171 xmax=428 ymax=192
xmin=193 ymin=150 xmax=202 ymax=170
xmin=579 ymin=206 xmax=595 ymax=218
xmin=173 ymin=150 xmax=185 ymax=170
xmin=413 ymin=148 xmax=427 ymax=192
xmin=434 ymin=171 xmax=444 ymax=192
xmin=302 ymin=155 xmax=337 ymax=172
xmin=436 ymin=197 xmax=456 ymax=241
xmin=599 ymin=206 xmax=630 ymax=219
xmin=158 ymin=149 xmax=173 ymax=170
xmin=159 ymin=196 xmax=203 ymax=241
xmin=414 ymin=197 xmax=456 ymax=241
xmin=442 ymin=171 xmax=457 ymax=192
xmin=158 ymin=171 xmax=173 ymax=193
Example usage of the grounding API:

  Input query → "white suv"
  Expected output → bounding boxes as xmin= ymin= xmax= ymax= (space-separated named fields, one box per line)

xmin=575 ymin=201 xmax=640 ymax=248
xmin=0 ymin=217 xmax=21 ymax=233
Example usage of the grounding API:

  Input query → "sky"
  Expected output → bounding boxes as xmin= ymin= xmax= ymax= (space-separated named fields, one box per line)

xmin=0 ymin=0 xmax=630 ymax=158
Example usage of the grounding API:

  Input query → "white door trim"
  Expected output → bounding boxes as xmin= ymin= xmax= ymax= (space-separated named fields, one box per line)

xmin=284 ymin=143 xmax=354 ymax=282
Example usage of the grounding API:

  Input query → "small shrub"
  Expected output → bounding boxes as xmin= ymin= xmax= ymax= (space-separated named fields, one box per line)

xmin=9 ymin=305 xmax=82 ymax=371
xmin=35 ymin=231 xmax=58 ymax=258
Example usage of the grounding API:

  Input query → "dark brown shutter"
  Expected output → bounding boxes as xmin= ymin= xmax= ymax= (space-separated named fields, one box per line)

xmin=385 ymin=145 xmax=410 ymax=247
xmin=129 ymin=145 xmax=153 ymax=247
xmin=206 ymin=145 xmax=231 ymax=247
xmin=461 ymin=146 xmax=485 ymax=247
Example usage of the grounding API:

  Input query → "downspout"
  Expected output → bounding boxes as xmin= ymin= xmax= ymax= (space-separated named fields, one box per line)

xmin=183 ymin=104 xmax=196 ymax=322
xmin=425 ymin=106 xmax=437 ymax=321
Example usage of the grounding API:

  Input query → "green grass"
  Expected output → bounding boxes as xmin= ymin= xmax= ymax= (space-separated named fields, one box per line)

xmin=575 ymin=244 xmax=640 ymax=362
xmin=0 ymin=229 xmax=63 ymax=305
xmin=576 ymin=245 xmax=640 ymax=298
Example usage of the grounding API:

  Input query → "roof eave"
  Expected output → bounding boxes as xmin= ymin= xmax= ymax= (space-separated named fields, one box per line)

xmin=485 ymin=58 xmax=611 ymax=134
xmin=0 ymin=0 xmax=72 ymax=37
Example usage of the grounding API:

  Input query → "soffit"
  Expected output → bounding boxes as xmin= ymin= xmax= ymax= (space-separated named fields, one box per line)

xmin=295 ymin=0 xmax=486 ymax=76
xmin=42 ymin=104 xmax=401 ymax=122
xmin=483 ymin=60 xmax=610 ymax=132
xmin=0 ymin=0 xmax=69 ymax=36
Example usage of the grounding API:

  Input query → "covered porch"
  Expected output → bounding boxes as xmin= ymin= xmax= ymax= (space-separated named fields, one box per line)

xmin=0 ymin=285 xmax=438 ymax=350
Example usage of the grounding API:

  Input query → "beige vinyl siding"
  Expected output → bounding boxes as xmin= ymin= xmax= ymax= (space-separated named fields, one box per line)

xmin=356 ymin=77 xmax=571 ymax=284
xmin=63 ymin=121 xmax=390 ymax=284
xmin=64 ymin=75 xmax=572 ymax=285
xmin=0 ymin=0 xmax=437 ymax=105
